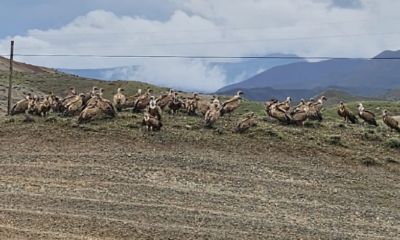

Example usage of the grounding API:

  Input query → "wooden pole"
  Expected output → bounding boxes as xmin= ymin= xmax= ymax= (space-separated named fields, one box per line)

xmin=7 ymin=40 xmax=14 ymax=116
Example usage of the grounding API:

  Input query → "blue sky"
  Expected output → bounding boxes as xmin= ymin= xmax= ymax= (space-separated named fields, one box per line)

xmin=0 ymin=0 xmax=398 ymax=92
xmin=0 ymin=0 xmax=176 ymax=38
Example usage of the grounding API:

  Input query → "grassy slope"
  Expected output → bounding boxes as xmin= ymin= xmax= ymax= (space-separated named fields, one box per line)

xmin=0 ymin=71 xmax=168 ymax=101
xmin=313 ymin=89 xmax=381 ymax=108
xmin=1 ymin=72 xmax=400 ymax=239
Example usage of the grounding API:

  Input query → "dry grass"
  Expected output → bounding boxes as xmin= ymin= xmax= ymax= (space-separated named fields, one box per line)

xmin=0 ymin=108 xmax=400 ymax=239
xmin=1 ymin=71 xmax=400 ymax=239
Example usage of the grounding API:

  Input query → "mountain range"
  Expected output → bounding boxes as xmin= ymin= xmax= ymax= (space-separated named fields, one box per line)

xmin=217 ymin=50 xmax=400 ymax=101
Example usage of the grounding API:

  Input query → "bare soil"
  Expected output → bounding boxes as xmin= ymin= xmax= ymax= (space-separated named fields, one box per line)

xmin=0 ymin=115 xmax=399 ymax=240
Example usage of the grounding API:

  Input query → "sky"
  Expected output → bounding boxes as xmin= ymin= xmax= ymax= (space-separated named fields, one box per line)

xmin=0 ymin=0 xmax=400 ymax=92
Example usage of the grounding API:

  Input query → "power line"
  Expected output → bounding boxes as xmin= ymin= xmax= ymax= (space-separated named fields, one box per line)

xmin=1 ymin=54 xmax=399 ymax=60
xmin=12 ymin=30 xmax=400 ymax=50
xmin=18 ymin=16 xmax=400 ymax=37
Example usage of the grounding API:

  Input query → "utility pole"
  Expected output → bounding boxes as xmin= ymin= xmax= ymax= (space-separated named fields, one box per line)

xmin=7 ymin=40 xmax=14 ymax=116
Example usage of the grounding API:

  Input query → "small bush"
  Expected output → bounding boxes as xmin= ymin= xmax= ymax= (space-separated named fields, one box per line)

xmin=363 ymin=132 xmax=382 ymax=142
xmin=362 ymin=157 xmax=376 ymax=166
xmin=336 ymin=123 xmax=347 ymax=129
xmin=325 ymin=135 xmax=343 ymax=146
xmin=264 ymin=129 xmax=282 ymax=139
xmin=386 ymin=138 xmax=400 ymax=149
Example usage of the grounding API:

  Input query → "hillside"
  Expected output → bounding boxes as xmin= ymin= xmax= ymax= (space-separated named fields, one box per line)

xmin=1 ymin=57 xmax=400 ymax=239
xmin=217 ymin=50 xmax=400 ymax=97
xmin=58 ymin=53 xmax=306 ymax=87
xmin=216 ymin=87 xmax=378 ymax=108
xmin=377 ymin=88 xmax=400 ymax=101
xmin=313 ymin=89 xmax=380 ymax=107
xmin=1 ymin=98 xmax=400 ymax=239
xmin=0 ymin=56 xmax=55 ymax=73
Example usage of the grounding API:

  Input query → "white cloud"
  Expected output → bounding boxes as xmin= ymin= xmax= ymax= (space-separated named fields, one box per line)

xmin=1 ymin=0 xmax=400 ymax=92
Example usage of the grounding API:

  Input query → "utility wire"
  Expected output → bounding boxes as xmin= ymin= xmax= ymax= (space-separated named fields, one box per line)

xmin=1 ymin=54 xmax=399 ymax=60
xmin=11 ymin=30 xmax=400 ymax=50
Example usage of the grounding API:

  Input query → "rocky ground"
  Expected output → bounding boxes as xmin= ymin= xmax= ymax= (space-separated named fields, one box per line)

xmin=0 ymin=111 xmax=399 ymax=240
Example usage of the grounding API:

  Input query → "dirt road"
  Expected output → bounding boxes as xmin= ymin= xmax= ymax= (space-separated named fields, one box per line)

xmin=0 ymin=123 xmax=399 ymax=239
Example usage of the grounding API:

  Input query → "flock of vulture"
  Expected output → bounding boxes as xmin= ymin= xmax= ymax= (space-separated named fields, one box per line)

xmin=8 ymin=86 xmax=400 ymax=133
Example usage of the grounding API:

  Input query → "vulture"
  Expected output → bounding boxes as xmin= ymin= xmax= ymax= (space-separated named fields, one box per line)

xmin=337 ymin=101 xmax=358 ymax=124
xmin=290 ymin=99 xmax=306 ymax=116
xmin=78 ymin=100 xmax=101 ymax=123
xmin=113 ymin=88 xmax=126 ymax=112
xmin=268 ymin=104 xmax=291 ymax=124
xmin=382 ymin=109 xmax=400 ymax=133
xmin=235 ymin=112 xmax=255 ymax=133
xmin=124 ymin=89 xmax=142 ymax=108
xmin=65 ymin=87 xmax=77 ymax=99
xmin=197 ymin=96 xmax=211 ymax=116
xmin=82 ymin=86 xmax=99 ymax=106
xmin=156 ymin=89 xmax=174 ymax=110
xmin=148 ymin=96 xmax=162 ymax=120
xmin=63 ymin=93 xmax=85 ymax=116
xmin=10 ymin=93 xmax=32 ymax=115
xmin=209 ymin=99 xmax=221 ymax=111
xmin=132 ymin=88 xmax=152 ymax=113
xmin=28 ymin=96 xmax=51 ymax=117
xmin=88 ymin=92 xmax=117 ymax=118
xmin=265 ymin=99 xmax=279 ymax=118
xmin=220 ymin=90 xmax=244 ymax=118
xmin=275 ymin=97 xmax=292 ymax=112
xmin=204 ymin=101 xmax=221 ymax=128
xmin=50 ymin=95 xmax=63 ymax=113
xmin=185 ymin=98 xmax=197 ymax=116
xmin=143 ymin=112 xmax=163 ymax=131
xmin=312 ymin=96 xmax=327 ymax=112
xmin=290 ymin=104 xmax=310 ymax=127
xmin=357 ymin=103 xmax=378 ymax=126
xmin=185 ymin=93 xmax=199 ymax=114
xmin=306 ymin=98 xmax=315 ymax=106
xmin=307 ymin=101 xmax=323 ymax=121
xmin=167 ymin=92 xmax=184 ymax=114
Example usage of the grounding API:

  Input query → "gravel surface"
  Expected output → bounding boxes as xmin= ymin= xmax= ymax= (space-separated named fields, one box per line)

xmin=0 ymin=118 xmax=399 ymax=239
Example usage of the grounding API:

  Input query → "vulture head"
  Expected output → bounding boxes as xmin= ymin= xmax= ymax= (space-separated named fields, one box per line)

xmin=356 ymin=103 xmax=364 ymax=111
xmin=237 ymin=91 xmax=244 ymax=96
xmin=382 ymin=109 xmax=388 ymax=116
xmin=149 ymin=96 xmax=156 ymax=107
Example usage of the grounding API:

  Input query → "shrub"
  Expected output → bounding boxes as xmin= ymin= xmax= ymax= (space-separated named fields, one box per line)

xmin=325 ymin=135 xmax=343 ymax=146
xmin=386 ymin=138 xmax=400 ymax=149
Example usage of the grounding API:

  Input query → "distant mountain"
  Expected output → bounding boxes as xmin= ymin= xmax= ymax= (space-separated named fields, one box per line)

xmin=57 ymin=53 xmax=305 ymax=86
xmin=217 ymin=50 xmax=400 ymax=97
xmin=209 ymin=53 xmax=305 ymax=84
